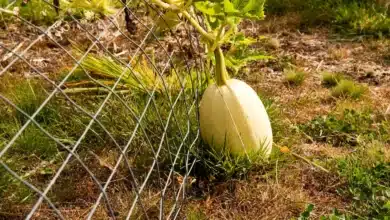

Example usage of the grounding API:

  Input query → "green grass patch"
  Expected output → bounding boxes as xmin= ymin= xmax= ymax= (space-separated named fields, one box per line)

xmin=335 ymin=141 xmax=390 ymax=218
xmin=333 ymin=2 xmax=390 ymax=36
xmin=261 ymin=94 xmax=300 ymax=146
xmin=265 ymin=0 xmax=390 ymax=36
xmin=321 ymin=72 xmax=346 ymax=88
xmin=331 ymin=79 xmax=367 ymax=99
xmin=193 ymin=144 xmax=272 ymax=180
xmin=297 ymin=142 xmax=390 ymax=219
xmin=186 ymin=208 xmax=207 ymax=220
xmin=12 ymin=125 xmax=58 ymax=159
xmin=284 ymin=68 xmax=306 ymax=86
xmin=300 ymin=108 xmax=390 ymax=146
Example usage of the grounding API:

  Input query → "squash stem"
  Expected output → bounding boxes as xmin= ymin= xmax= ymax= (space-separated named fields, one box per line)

xmin=214 ymin=47 xmax=229 ymax=86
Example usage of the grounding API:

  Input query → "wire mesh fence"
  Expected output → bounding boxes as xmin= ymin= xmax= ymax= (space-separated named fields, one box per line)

xmin=0 ymin=1 xmax=205 ymax=218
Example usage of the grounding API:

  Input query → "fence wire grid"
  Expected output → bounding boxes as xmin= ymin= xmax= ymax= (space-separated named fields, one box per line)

xmin=0 ymin=1 xmax=205 ymax=219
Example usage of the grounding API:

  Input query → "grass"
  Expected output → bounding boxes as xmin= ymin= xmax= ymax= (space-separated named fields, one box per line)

xmin=297 ymin=102 xmax=390 ymax=218
xmin=62 ymin=50 xmax=208 ymax=96
xmin=328 ymin=47 xmax=349 ymax=60
xmin=12 ymin=125 xmax=58 ymax=159
xmin=297 ymin=203 xmax=353 ymax=219
xmin=333 ymin=2 xmax=390 ymax=36
xmin=265 ymin=0 xmax=390 ymax=36
xmin=283 ymin=68 xmax=306 ymax=86
xmin=331 ymin=79 xmax=367 ymax=99
xmin=321 ymin=72 xmax=345 ymax=88
xmin=186 ymin=208 xmax=207 ymax=220
xmin=335 ymin=141 xmax=390 ymax=218
xmin=320 ymin=73 xmax=367 ymax=100
xmin=193 ymin=141 xmax=276 ymax=181
xmin=300 ymin=108 xmax=390 ymax=146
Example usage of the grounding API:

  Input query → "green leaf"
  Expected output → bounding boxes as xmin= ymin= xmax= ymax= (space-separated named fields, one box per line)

xmin=194 ymin=1 xmax=223 ymax=16
xmin=230 ymin=32 xmax=257 ymax=46
xmin=226 ymin=16 xmax=241 ymax=26
xmin=384 ymin=201 xmax=390 ymax=210
xmin=224 ymin=0 xmax=239 ymax=13
xmin=242 ymin=0 xmax=263 ymax=15
xmin=206 ymin=14 xmax=223 ymax=30
xmin=298 ymin=204 xmax=315 ymax=220
xmin=225 ymin=52 xmax=272 ymax=73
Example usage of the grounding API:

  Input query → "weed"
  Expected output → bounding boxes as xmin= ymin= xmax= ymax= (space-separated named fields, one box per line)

xmin=336 ymin=142 xmax=390 ymax=218
xmin=300 ymin=108 xmax=390 ymax=146
xmin=297 ymin=203 xmax=353 ymax=219
xmin=0 ymin=78 xmax=63 ymax=204
xmin=284 ymin=68 xmax=306 ymax=86
xmin=264 ymin=37 xmax=281 ymax=50
xmin=298 ymin=203 xmax=314 ymax=220
xmin=331 ymin=79 xmax=367 ymax=99
xmin=321 ymin=72 xmax=345 ymax=88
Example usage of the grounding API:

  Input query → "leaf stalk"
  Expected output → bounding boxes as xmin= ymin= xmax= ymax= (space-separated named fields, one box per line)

xmin=214 ymin=46 xmax=229 ymax=86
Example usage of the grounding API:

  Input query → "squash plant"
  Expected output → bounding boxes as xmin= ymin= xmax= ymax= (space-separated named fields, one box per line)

xmin=151 ymin=0 xmax=273 ymax=157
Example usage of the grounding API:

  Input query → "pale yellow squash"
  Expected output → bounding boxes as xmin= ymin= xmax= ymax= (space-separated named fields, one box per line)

xmin=199 ymin=78 xmax=273 ymax=157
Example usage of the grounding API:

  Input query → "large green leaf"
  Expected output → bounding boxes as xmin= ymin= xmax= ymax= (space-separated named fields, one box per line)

xmin=224 ymin=33 xmax=273 ymax=73
xmin=194 ymin=1 xmax=223 ymax=16
xmin=225 ymin=52 xmax=272 ymax=74
xmin=223 ymin=0 xmax=239 ymax=13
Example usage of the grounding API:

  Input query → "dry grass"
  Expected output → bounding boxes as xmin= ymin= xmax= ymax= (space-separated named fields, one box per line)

xmin=299 ymin=143 xmax=353 ymax=159
xmin=328 ymin=46 xmax=350 ymax=61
